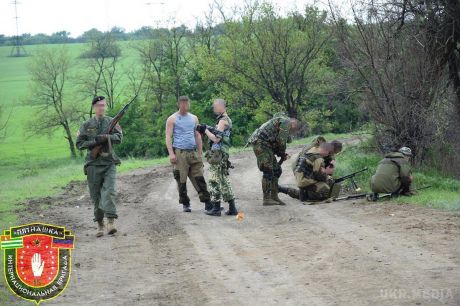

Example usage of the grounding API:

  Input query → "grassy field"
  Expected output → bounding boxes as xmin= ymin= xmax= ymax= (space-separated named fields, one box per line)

xmin=0 ymin=42 xmax=139 ymax=165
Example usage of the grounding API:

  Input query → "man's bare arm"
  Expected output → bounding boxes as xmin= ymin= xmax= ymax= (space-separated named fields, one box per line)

xmin=165 ymin=116 xmax=176 ymax=164
xmin=194 ymin=115 xmax=203 ymax=156
xmin=205 ymin=119 xmax=227 ymax=144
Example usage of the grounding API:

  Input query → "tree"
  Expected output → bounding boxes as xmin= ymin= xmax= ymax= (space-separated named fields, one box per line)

xmin=28 ymin=47 xmax=79 ymax=158
xmin=0 ymin=105 xmax=12 ymax=141
xmin=78 ymin=32 xmax=122 ymax=113
xmin=329 ymin=0 xmax=453 ymax=162
xmin=201 ymin=3 xmax=330 ymax=118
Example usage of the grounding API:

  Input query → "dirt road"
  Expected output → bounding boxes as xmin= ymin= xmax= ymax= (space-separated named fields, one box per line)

xmin=14 ymin=145 xmax=460 ymax=306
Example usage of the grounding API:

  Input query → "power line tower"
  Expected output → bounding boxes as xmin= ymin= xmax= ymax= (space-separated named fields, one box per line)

xmin=9 ymin=0 xmax=28 ymax=57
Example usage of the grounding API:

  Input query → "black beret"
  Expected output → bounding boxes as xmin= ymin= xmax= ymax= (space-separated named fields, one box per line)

xmin=92 ymin=96 xmax=106 ymax=105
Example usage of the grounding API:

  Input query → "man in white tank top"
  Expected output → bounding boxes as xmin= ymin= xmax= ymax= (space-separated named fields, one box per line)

xmin=165 ymin=96 xmax=212 ymax=212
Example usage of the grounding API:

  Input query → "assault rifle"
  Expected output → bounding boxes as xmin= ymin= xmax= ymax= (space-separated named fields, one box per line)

xmin=90 ymin=95 xmax=137 ymax=159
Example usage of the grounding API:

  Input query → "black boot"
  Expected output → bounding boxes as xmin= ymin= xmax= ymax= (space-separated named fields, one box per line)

xmin=225 ymin=199 xmax=238 ymax=216
xmin=204 ymin=201 xmax=213 ymax=211
xmin=278 ymin=185 xmax=289 ymax=194
xmin=182 ymin=203 xmax=191 ymax=212
xmin=205 ymin=201 xmax=221 ymax=216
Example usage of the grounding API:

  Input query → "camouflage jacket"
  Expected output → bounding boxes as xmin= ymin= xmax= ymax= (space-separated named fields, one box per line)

xmin=76 ymin=116 xmax=123 ymax=167
xmin=294 ymin=150 xmax=328 ymax=183
xmin=248 ymin=115 xmax=291 ymax=156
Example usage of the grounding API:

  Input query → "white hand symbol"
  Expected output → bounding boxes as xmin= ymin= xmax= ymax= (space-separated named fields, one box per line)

xmin=31 ymin=253 xmax=45 ymax=277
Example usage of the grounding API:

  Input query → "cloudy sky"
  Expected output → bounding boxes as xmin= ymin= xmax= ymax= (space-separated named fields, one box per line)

xmin=0 ymin=0 xmax=347 ymax=37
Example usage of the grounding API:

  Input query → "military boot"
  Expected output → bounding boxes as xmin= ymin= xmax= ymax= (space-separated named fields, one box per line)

xmin=96 ymin=220 xmax=104 ymax=238
xmin=262 ymin=178 xmax=279 ymax=206
xmin=204 ymin=201 xmax=213 ymax=211
xmin=225 ymin=199 xmax=238 ymax=215
xmin=183 ymin=203 xmax=191 ymax=212
xmin=205 ymin=201 xmax=221 ymax=216
xmin=271 ymin=178 xmax=286 ymax=205
xmin=107 ymin=218 xmax=117 ymax=235
xmin=278 ymin=185 xmax=289 ymax=194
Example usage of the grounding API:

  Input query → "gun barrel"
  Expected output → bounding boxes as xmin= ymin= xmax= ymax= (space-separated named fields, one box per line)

xmin=335 ymin=167 xmax=368 ymax=183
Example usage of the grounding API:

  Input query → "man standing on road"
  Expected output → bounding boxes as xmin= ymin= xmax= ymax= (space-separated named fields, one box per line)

xmin=248 ymin=113 xmax=299 ymax=206
xmin=76 ymin=96 xmax=123 ymax=237
xmin=197 ymin=99 xmax=238 ymax=217
xmin=165 ymin=96 xmax=212 ymax=212
xmin=370 ymin=147 xmax=415 ymax=198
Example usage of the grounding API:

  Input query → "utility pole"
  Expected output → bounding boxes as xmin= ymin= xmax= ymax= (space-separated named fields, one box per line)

xmin=9 ymin=0 xmax=28 ymax=57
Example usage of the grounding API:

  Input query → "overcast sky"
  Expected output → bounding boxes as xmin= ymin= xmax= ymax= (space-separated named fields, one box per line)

xmin=0 ymin=0 xmax=348 ymax=37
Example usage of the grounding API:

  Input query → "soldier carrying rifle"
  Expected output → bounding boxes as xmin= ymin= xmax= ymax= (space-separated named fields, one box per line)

xmin=76 ymin=96 xmax=125 ymax=237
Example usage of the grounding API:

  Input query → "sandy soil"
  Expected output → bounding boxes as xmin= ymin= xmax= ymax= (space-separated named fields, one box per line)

xmin=12 ymin=142 xmax=460 ymax=306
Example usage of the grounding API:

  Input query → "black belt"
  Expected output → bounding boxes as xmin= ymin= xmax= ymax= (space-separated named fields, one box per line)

xmin=173 ymin=148 xmax=196 ymax=152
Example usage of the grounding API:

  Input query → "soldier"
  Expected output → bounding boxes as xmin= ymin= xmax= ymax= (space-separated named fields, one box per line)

xmin=248 ymin=113 xmax=299 ymax=206
xmin=370 ymin=147 xmax=414 ymax=197
xmin=165 ymin=96 xmax=212 ymax=212
xmin=76 ymin=96 xmax=122 ymax=237
xmin=290 ymin=136 xmax=327 ymax=174
xmin=278 ymin=142 xmax=338 ymax=202
xmin=197 ymin=99 xmax=238 ymax=217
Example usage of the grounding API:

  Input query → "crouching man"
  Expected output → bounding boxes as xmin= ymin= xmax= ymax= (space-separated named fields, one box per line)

xmin=370 ymin=147 xmax=415 ymax=198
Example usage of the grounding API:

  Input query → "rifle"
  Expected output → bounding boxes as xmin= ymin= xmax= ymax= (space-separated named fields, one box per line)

xmin=333 ymin=193 xmax=367 ymax=202
xmin=376 ymin=185 xmax=432 ymax=200
xmin=90 ymin=95 xmax=137 ymax=159
xmin=333 ymin=185 xmax=432 ymax=202
xmin=334 ymin=168 xmax=368 ymax=191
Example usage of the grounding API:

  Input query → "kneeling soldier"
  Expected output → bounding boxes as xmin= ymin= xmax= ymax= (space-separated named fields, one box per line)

xmin=76 ymin=96 xmax=122 ymax=237
xmin=279 ymin=142 xmax=338 ymax=201
xmin=370 ymin=147 xmax=414 ymax=197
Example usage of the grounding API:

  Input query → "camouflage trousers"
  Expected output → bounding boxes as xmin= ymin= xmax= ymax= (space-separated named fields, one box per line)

xmin=284 ymin=181 xmax=332 ymax=201
xmin=208 ymin=159 xmax=234 ymax=202
xmin=252 ymin=140 xmax=282 ymax=180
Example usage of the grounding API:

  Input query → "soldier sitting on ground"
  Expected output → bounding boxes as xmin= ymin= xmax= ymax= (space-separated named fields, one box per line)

xmin=369 ymin=146 xmax=415 ymax=199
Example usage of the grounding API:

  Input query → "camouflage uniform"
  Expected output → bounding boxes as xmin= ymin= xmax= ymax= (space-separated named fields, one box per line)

xmin=76 ymin=116 xmax=122 ymax=222
xmin=207 ymin=114 xmax=234 ymax=202
xmin=370 ymin=152 xmax=412 ymax=194
xmin=248 ymin=113 xmax=291 ymax=205
xmin=282 ymin=148 xmax=333 ymax=201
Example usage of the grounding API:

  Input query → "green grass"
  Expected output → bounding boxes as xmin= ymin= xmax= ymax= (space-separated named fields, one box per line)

xmin=0 ymin=42 xmax=139 ymax=165
xmin=333 ymin=140 xmax=460 ymax=210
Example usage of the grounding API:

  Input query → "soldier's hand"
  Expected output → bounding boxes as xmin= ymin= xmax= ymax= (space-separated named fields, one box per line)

xmin=169 ymin=153 xmax=177 ymax=164
xmin=196 ymin=124 xmax=207 ymax=134
xmin=325 ymin=167 xmax=334 ymax=175
xmin=95 ymin=134 xmax=109 ymax=144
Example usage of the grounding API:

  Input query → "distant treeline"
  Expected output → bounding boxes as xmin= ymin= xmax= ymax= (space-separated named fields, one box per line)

xmin=0 ymin=25 xmax=225 ymax=46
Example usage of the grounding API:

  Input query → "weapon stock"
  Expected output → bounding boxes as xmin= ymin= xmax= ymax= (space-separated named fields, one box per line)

xmin=90 ymin=95 xmax=137 ymax=159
